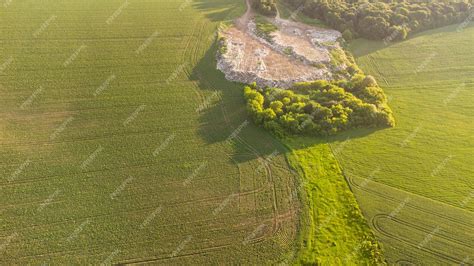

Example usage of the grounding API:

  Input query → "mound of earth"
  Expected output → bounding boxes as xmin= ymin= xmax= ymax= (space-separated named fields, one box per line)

xmin=217 ymin=9 xmax=345 ymax=88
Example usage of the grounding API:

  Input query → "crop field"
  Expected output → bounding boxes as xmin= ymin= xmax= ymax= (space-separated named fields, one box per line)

xmin=329 ymin=23 xmax=474 ymax=264
xmin=0 ymin=0 xmax=301 ymax=264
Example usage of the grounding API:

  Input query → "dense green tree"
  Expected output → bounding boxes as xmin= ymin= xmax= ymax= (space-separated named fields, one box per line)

xmin=243 ymin=72 xmax=395 ymax=136
xmin=270 ymin=100 xmax=284 ymax=114
xmin=284 ymin=0 xmax=473 ymax=41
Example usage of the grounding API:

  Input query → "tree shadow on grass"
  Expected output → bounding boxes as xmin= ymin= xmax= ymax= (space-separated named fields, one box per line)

xmin=284 ymin=127 xmax=383 ymax=150
xmin=190 ymin=41 xmax=387 ymax=163
xmin=190 ymin=41 xmax=287 ymax=163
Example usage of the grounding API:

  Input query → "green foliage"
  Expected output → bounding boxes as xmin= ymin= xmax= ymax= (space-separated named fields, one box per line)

xmin=216 ymin=23 xmax=229 ymax=55
xmin=329 ymin=48 xmax=348 ymax=67
xmin=217 ymin=35 xmax=228 ymax=55
xmin=243 ymin=72 xmax=394 ymax=136
xmin=284 ymin=0 xmax=473 ymax=41
xmin=283 ymin=46 xmax=293 ymax=55
xmin=286 ymin=139 xmax=387 ymax=265
xmin=254 ymin=16 xmax=278 ymax=42
xmin=253 ymin=0 xmax=278 ymax=17
xmin=342 ymin=29 xmax=353 ymax=41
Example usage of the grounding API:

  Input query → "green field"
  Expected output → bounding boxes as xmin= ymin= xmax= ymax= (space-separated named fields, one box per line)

xmin=268 ymin=5 xmax=474 ymax=263
xmin=0 ymin=0 xmax=302 ymax=264
xmin=328 ymin=24 xmax=474 ymax=264
xmin=2 ymin=0 xmax=473 ymax=264
xmin=285 ymin=138 xmax=385 ymax=265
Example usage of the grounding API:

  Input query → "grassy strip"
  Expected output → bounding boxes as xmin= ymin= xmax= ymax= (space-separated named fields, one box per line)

xmin=284 ymin=137 xmax=386 ymax=265
xmin=255 ymin=15 xmax=278 ymax=42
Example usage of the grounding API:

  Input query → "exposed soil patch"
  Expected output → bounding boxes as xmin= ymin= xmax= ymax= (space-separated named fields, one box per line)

xmin=217 ymin=0 xmax=344 ymax=88
xmin=217 ymin=27 xmax=329 ymax=88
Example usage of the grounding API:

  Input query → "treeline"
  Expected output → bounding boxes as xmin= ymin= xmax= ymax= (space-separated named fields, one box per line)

xmin=253 ymin=0 xmax=278 ymax=17
xmin=284 ymin=0 xmax=473 ymax=41
xmin=243 ymin=73 xmax=395 ymax=137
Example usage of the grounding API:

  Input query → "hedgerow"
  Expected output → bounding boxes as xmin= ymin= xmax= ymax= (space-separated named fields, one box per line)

xmin=243 ymin=73 xmax=394 ymax=137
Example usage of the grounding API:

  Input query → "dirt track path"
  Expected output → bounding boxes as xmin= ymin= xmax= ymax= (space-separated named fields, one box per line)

xmin=235 ymin=0 xmax=253 ymax=31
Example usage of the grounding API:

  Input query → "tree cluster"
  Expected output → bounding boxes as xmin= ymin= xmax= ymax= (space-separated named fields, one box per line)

xmin=253 ymin=0 xmax=278 ymax=17
xmin=284 ymin=0 xmax=473 ymax=41
xmin=243 ymin=74 xmax=395 ymax=137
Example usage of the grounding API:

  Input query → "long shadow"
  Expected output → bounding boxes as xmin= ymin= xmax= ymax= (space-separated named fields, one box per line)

xmin=284 ymin=127 xmax=383 ymax=150
xmin=191 ymin=41 xmax=287 ymax=163
xmin=191 ymin=42 xmax=386 ymax=162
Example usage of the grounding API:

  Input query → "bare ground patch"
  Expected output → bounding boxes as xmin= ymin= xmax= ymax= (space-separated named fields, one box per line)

xmin=217 ymin=8 xmax=345 ymax=88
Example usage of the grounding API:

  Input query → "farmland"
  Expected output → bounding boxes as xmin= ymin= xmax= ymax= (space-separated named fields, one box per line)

xmin=285 ymin=138 xmax=385 ymax=265
xmin=0 ymin=0 xmax=301 ymax=264
xmin=2 ymin=0 xmax=473 ymax=264
xmin=329 ymin=23 xmax=474 ymax=264
xmin=268 ymin=2 xmax=474 ymax=263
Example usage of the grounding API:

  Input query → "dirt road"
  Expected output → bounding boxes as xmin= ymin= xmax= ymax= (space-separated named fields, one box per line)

xmin=235 ymin=0 xmax=253 ymax=31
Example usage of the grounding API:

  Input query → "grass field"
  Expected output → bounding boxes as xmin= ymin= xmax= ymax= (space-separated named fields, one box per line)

xmin=0 ymin=0 xmax=302 ymax=264
xmin=3 ymin=0 xmax=472 ymax=264
xmin=285 ymin=138 xmax=385 ymax=265
xmin=326 ymin=23 xmax=474 ymax=264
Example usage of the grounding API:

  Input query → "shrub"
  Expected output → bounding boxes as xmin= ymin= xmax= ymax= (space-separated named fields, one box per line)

xmin=255 ymin=17 xmax=278 ymax=42
xmin=253 ymin=0 xmax=277 ymax=17
xmin=342 ymin=29 xmax=353 ymax=41
xmin=270 ymin=100 xmax=284 ymax=114
xmin=242 ymin=73 xmax=394 ymax=137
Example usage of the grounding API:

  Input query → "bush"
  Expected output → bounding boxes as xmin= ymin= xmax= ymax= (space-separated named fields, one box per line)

xmin=270 ymin=100 xmax=284 ymax=114
xmin=242 ymin=73 xmax=395 ymax=137
xmin=342 ymin=29 xmax=353 ymax=41
xmin=253 ymin=0 xmax=278 ymax=17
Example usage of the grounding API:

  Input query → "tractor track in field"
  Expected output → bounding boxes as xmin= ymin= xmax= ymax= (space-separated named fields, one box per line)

xmin=187 ymin=15 xmax=291 ymax=237
xmin=342 ymin=172 xmax=474 ymax=263
xmin=3 ymin=13 xmax=297 ymax=255
xmin=0 ymin=204 xmax=267 ymax=240
xmin=99 ymin=4 xmax=297 ymax=263
xmin=394 ymin=259 xmax=417 ymax=265
xmin=1 ymin=140 xmax=292 ymax=262
xmin=330 ymin=138 xmax=474 ymax=263
xmin=0 ymin=123 xmax=239 ymax=149
xmin=7 ymin=236 xmax=235 ymax=263
xmin=116 ymin=210 xmax=297 ymax=265
xmin=0 ymin=178 xmax=278 ymax=237
xmin=346 ymin=174 xmax=474 ymax=229
xmin=1 ymin=1 xmax=300 ymax=265
xmin=372 ymin=214 xmax=473 ymax=249
xmin=221 ymin=105 xmax=299 ymax=247
xmin=117 ymin=244 xmax=233 ymax=265
xmin=371 ymin=214 xmax=468 ymax=264
xmin=220 ymin=103 xmax=279 ymax=233
xmin=0 ymin=157 xmax=242 ymax=189
xmin=0 ymin=210 xmax=276 ymax=263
